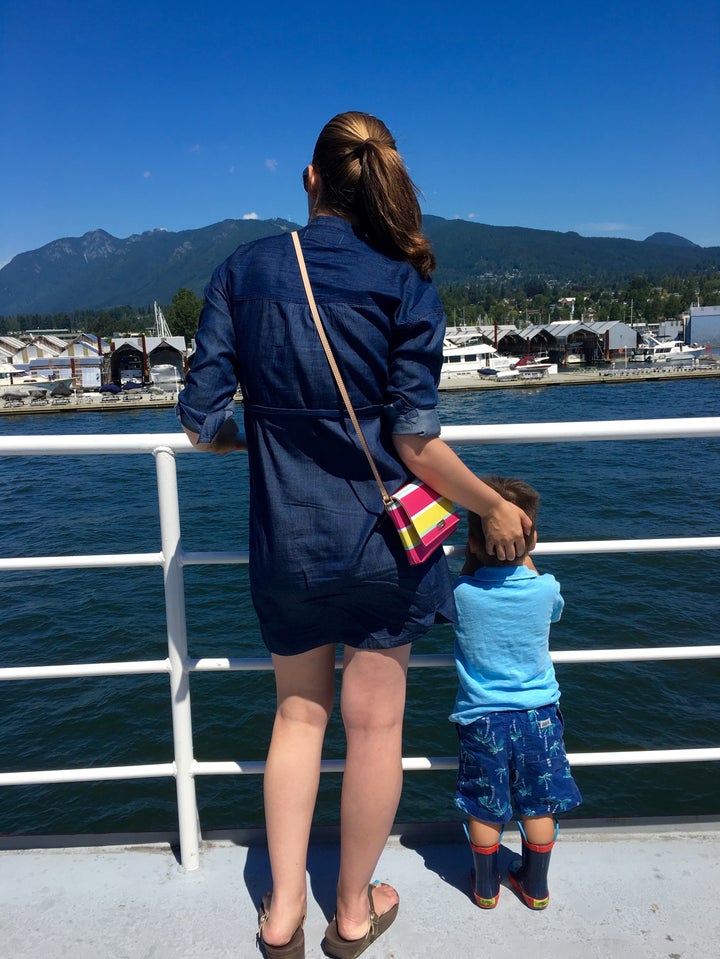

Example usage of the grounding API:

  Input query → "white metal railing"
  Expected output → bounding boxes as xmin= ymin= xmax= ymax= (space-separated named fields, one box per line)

xmin=1 ymin=416 xmax=719 ymax=870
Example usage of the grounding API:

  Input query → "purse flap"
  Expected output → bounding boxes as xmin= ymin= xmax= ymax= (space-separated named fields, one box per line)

xmin=391 ymin=481 xmax=459 ymax=544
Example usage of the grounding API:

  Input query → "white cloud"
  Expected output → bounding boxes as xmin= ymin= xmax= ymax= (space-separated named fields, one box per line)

xmin=467 ymin=213 xmax=477 ymax=220
xmin=265 ymin=159 xmax=278 ymax=172
xmin=143 ymin=171 xmax=152 ymax=178
xmin=242 ymin=212 xmax=259 ymax=220
xmin=580 ymin=221 xmax=629 ymax=233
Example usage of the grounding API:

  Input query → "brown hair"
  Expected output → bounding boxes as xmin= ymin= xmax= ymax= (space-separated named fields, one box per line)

xmin=468 ymin=476 xmax=539 ymax=565
xmin=311 ymin=111 xmax=436 ymax=277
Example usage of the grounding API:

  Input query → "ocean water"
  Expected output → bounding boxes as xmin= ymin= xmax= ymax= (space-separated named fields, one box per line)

xmin=1 ymin=377 xmax=718 ymax=835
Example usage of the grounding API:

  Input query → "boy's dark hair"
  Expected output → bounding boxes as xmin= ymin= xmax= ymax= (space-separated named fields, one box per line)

xmin=468 ymin=476 xmax=539 ymax=564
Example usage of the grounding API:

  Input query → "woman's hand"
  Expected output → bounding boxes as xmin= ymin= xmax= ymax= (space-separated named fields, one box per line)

xmin=182 ymin=418 xmax=247 ymax=455
xmin=481 ymin=497 xmax=531 ymax=561
xmin=392 ymin=434 xmax=532 ymax=560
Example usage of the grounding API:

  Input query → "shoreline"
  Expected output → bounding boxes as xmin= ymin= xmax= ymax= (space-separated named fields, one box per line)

xmin=439 ymin=364 xmax=720 ymax=390
xmin=0 ymin=391 xmax=180 ymax=416
xmin=1 ymin=366 xmax=718 ymax=416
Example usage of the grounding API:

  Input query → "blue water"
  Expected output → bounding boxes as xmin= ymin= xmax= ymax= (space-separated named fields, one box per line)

xmin=1 ymin=378 xmax=719 ymax=835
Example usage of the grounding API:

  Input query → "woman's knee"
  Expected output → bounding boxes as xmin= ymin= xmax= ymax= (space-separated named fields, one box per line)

xmin=340 ymin=646 xmax=410 ymax=732
xmin=272 ymin=644 xmax=336 ymax=726
xmin=276 ymin=691 xmax=334 ymax=729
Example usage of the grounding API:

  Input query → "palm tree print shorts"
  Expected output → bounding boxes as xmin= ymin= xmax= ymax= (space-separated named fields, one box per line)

xmin=454 ymin=704 xmax=583 ymax=823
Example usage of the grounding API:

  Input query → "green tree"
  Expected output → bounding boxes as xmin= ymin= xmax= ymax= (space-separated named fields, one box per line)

xmin=165 ymin=288 xmax=203 ymax=339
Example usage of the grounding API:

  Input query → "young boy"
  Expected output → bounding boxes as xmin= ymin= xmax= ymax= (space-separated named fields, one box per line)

xmin=450 ymin=476 xmax=582 ymax=910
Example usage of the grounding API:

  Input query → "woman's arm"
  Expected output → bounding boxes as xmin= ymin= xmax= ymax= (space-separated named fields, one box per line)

xmin=392 ymin=434 xmax=531 ymax=561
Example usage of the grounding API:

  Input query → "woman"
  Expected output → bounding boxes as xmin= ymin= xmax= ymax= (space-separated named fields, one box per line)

xmin=177 ymin=111 xmax=530 ymax=959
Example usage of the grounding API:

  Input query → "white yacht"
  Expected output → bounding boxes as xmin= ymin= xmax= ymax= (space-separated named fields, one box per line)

xmin=630 ymin=334 xmax=706 ymax=365
xmin=441 ymin=335 xmax=517 ymax=384
xmin=0 ymin=363 xmax=73 ymax=395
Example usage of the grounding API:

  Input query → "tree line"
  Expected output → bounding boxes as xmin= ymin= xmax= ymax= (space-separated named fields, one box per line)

xmin=1 ymin=273 xmax=718 ymax=341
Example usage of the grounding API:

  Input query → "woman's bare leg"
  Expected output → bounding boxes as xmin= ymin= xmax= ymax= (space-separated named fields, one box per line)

xmin=261 ymin=643 xmax=336 ymax=947
xmin=333 ymin=644 xmax=411 ymax=940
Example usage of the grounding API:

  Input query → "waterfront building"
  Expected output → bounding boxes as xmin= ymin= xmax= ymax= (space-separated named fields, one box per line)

xmin=688 ymin=304 xmax=720 ymax=346
xmin=109 ymin=335 xmax=187 ymax=386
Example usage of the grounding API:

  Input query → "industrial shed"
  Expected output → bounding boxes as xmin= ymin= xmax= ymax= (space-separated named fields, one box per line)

xmin=687 ymin=305 xmax=720 ymax=347
xmin=504 ymin=320 xmax=639 ymax=365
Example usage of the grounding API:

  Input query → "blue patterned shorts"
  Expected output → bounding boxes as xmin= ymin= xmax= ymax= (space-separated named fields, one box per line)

xmin=454 ymin=704 xmax=582 ymax=824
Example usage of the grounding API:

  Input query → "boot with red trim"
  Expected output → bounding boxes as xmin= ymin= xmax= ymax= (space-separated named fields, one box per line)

xmin=463 ymin=823 xmax=501 ymax=909
xmin=508 ymin=820 xmax=558 ymax=910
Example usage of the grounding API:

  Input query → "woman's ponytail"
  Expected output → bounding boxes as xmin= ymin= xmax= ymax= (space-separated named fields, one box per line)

xmin=312 ymin=112 xmax=436 ymax=278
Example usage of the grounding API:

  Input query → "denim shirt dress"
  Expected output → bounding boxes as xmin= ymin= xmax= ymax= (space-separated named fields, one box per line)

xmin=177 ymin=216 xmax=456 ymax=654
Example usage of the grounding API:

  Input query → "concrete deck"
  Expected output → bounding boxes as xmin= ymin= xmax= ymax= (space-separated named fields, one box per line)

xmin=2 ymin=818 xmax=718 ymax=959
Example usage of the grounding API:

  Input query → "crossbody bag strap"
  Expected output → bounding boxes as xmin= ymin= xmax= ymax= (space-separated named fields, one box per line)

xmin=291 ymin=231 xmax=393 ymax=507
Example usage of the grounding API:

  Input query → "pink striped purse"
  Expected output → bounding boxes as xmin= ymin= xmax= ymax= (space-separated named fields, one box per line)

xmin=292 ymin=232 xmax=459 ymax=565
xmin=383 ymin=478 xmax=460 ymax=565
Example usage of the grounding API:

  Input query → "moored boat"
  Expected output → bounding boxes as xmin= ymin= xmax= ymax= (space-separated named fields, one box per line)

xmin=0 ymin=363 xmax=74 ymax=395
xmin=630 ymin=334 xmax=705 ymax=364
xmin=440 ymin=336 xmax=517 ymax=384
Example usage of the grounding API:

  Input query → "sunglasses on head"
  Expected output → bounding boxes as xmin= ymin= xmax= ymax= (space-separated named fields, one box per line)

xmin=302 ymin=167 xmax=309 ymax=192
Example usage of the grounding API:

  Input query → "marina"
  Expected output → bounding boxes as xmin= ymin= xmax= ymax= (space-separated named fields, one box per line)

xmin=439 ymin=363 xmax=720 ymax=391
xmin=0 ymin=387 xmax=180 ymax=415
xmin=0 ymin=365 xmax=719 ymax=415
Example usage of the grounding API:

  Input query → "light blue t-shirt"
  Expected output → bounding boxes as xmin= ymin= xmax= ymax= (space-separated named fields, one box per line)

xmin=449 ymin=565 xmax=564 ymax=725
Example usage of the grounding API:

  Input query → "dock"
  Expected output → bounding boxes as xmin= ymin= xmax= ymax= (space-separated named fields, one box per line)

xmin=439 ymin=364 xmax=720 ymax=391
xmin=1 ymin=818 xmax=718 ymax=958
xmin=0 ymin=390 xmax=177 ymax=416
xmin=1 ymin=367 xmax=719 ymax=415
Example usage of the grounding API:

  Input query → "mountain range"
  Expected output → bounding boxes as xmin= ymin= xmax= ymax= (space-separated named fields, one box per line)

xmin=1 ymin=216 xmax=717 ymax=315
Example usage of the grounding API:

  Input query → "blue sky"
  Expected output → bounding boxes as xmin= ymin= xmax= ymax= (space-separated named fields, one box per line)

xmin=1 ymin=0 xmax=718 ymax=268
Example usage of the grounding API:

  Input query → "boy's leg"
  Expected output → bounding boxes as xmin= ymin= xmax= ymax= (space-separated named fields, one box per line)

xmin=468 ymin=818 xmax=502 ymax=847
xmin=520 ymin=813 xmax=556 ymax=845
xmin=508 ymin=705 xmax=582 ymax=910
xmin=509 ymin=816 xmax=558 ymax=910
xmin=466 ymin=817 xmax=503 ymax=909
xmin=454 ymin=715 xmax=512 ymax=910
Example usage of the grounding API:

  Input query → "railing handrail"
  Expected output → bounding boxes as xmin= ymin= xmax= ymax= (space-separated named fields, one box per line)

xmin=1 ymin=415 xmax=720 ymax=457
xmin=2 ymin=417 xmax=719 ymax=870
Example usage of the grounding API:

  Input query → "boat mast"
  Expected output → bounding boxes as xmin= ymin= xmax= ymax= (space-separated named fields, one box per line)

xmin=154 ymin=301 xmax=172 ymax=338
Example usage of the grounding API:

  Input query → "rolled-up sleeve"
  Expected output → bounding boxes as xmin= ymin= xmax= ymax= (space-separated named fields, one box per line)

xmin=384 ymin=398 xmax=441 ymax=436
xmin=383 ymin=276 xmax=445 ymax=438
xmin=175 ymin=265 xmax=240 ymax=444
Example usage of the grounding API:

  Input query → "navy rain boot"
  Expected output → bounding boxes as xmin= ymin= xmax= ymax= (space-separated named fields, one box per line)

xmin=464 ymin=823 xmax=501 ymax=909
xmin=508 ymin=821 xmax=558 ymax=910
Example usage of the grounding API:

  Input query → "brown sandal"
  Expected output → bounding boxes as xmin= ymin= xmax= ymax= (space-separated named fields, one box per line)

xmin=257 ymin=893 xmax=305 ymax=959
xmin=321 ymin=882 xmax=398 ymax=959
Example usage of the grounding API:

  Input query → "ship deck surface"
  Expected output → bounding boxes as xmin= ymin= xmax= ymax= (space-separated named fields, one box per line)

xmin=2 ymin=818 xmax=718 ymax=959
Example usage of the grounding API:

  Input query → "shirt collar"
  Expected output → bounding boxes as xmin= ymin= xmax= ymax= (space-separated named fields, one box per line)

xmin=471 ymin=565 xmax=537 ymax=582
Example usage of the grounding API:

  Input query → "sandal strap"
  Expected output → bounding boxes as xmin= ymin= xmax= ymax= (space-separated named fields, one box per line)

xmin=367 ymin=885 xmax=379 ymax=924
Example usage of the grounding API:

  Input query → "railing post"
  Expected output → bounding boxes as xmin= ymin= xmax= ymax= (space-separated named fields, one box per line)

xmin=153 ymin=446 xmax=201 ymax=870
